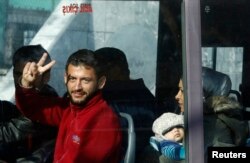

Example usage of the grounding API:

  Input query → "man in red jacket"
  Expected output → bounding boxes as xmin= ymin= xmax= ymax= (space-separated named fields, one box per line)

xmin=15 ymin=49 xmax=122 ymax=163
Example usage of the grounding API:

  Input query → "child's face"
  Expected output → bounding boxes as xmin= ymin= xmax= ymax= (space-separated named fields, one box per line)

xmin=163 ymin=127 xmax=184 ymax=142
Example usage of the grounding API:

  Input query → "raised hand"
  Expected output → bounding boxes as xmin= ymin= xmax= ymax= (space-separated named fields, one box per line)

xmin=21 ymin=53 xmax=56 ymax=88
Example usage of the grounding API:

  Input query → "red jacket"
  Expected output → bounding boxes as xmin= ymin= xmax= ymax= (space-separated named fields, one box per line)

xmin=15 ymin=87 xmax=122 ymax=163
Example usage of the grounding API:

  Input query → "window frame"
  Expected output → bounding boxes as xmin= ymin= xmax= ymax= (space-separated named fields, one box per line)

xmin=182 ymin=0 xmax=204 ymax=163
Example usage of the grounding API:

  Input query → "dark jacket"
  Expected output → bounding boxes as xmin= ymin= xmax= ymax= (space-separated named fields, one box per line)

xmin=0 ymin=100 xmax=33 ymax=161
xmin=203 ymin=96 xmax=249 ymax=161
xmin=0 ymin=100 xmax=58 ymax=163
xmin=102 ymin=79 xmax=157 ymax=162
xmin=0 ymin=84 xmax=58 ymax=163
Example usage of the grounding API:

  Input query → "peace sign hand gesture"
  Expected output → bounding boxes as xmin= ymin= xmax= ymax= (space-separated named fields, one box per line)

xmin=20 ymin=53 xmax=56 ymax=88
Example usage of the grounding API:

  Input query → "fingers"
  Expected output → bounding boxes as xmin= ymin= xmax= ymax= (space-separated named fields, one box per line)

xmin=38 ymin=60 xmax=56 ymax=74
xmin=21 ymin=62 xmax=37 ymax=88
xmin=37 ymin=53 xmax=48 ymax=67
xmin=30 ymin=62 xmax=39 ymax=75
xmin=22 ymin=53 xmax=55 ymax=79
xmin=37 ymin=53 xmax=56 ymax=74
xmin=23 ymin=62 xmax=39 ymax=77
xmin=23 ymin=62 xmax=31 ymax=75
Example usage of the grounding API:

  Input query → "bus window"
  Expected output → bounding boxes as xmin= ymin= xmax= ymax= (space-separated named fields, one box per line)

xmin=200 ymin=0 xmax=250 ymax=163
xmin=0 ymin=0 xmax=188 ymax=163
xmin=201 ymin=0 xmax=250 ymax=106
xmin=202 ymin=47 xmax=243 ymax=92
xmin=0 ymin=0 xmax=161 ymax=98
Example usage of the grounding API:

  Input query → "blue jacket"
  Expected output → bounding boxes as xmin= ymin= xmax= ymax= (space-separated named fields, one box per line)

xmin=149 ymin=136 xmax=185 ymax=161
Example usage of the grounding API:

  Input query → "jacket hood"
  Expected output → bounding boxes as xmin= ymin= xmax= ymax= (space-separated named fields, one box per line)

xmin=203 ymin=95 xmax=248 ymax=146
xmin=204 ymin=96 xmax=243 ymax=118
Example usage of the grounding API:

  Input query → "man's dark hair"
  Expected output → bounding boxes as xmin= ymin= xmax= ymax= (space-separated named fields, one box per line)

xmin=95 ymin=47 xmax=130 ymax=80
xmin=65 ymin=49 xmax=105 ymax=78
xmin=12 ymin=44 xmax=51 ymax=66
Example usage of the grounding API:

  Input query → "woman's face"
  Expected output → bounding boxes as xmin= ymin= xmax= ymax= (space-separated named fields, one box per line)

xmin=175 ymin=79 xmax=184 ymax=113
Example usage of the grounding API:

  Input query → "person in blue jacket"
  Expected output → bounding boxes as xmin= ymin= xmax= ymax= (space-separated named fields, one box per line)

xmin=150 ymin=112 xmax=185 ymax=161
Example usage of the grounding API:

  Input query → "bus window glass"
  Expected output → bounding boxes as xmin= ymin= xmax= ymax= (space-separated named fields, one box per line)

xmin=0 ymin=0 xmax=187 ymax=163
xmin=201 ymin=1 xmax=250 ymax=162
xmin=0 ymin=0 xmax=160 ymax=98
xmin=202 ymin=47 xmax=243 ymax=92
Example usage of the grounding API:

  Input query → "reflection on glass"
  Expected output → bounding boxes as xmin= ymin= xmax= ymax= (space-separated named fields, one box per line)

xmin=202 ymin=47 xmax=243 ymax=91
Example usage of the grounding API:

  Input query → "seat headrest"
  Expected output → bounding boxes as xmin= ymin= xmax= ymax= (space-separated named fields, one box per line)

xmin=202 ymin=67 xmax=232 ymax=99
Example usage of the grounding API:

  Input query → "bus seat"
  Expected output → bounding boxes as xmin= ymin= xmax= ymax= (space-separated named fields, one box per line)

xmin=119 ymin=112 xmax=136 ymax=163
xmin=202 ymin=67 xmax=244 ymax=108
xmin=229 ymin=89 xmax=242 ymax=104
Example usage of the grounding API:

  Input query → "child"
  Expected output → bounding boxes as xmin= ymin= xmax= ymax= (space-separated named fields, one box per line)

xmin=150 ymin=112 xmax=185 ymax=161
